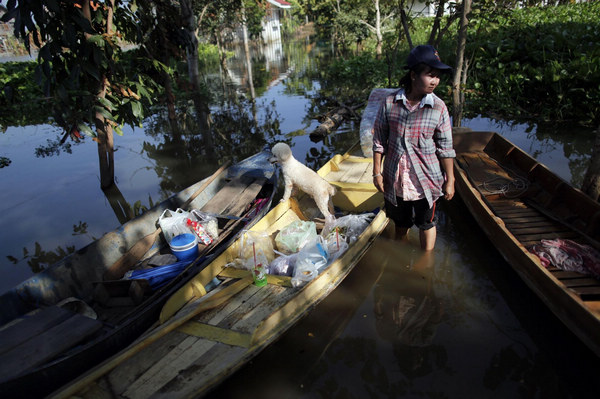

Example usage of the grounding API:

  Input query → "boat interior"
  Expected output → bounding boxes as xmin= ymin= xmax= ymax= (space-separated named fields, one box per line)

xmin=453 ymin=131 xmax=600 ymax=302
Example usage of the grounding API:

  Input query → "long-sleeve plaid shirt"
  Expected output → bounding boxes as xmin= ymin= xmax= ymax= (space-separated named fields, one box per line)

xmin=372 ymin=89 xmax=455 ymax=208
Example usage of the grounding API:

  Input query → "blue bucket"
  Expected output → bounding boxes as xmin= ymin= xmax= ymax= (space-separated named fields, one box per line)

xmin=169 ymin=233 xmax=199 ymax=262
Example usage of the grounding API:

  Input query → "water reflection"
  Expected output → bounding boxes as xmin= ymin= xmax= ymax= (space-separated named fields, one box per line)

xmin=373 ymin=247 xmax=445 ymax=379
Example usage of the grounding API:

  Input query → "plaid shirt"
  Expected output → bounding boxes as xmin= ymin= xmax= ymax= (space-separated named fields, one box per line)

xmin=372 ymin=89 xmax=455 ymax=207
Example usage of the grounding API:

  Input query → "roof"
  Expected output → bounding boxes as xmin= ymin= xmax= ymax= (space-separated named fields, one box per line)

xmin=266 ymin=0 xmax=292 ymax=9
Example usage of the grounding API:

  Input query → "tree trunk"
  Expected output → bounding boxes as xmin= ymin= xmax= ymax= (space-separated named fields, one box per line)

xmin=582 ymin=126 xmax=600 ymax=202
xmin=181 ymin=0 xmax=201 ymax=93
xmin=309 ymin=105 xmax=361 ymax=141
xmin=181 ymin=0 xmax=212 ymax=134
xmin=452 ymin=0 xmax=471 ymax=127
xmin=400 ymin=6 xmax=413 ymax=49
xmin=428 ymin=0 xmax=446 ymax=45
xmin=374 ymin=0 xmax=382 ymax=57
xmin=102 ymin=183 xmax=134 ymax=225
xmin=83 ymin=0 xmax=115 ymax=189
xmin=240 ymin=0 xmax=256 ymax=101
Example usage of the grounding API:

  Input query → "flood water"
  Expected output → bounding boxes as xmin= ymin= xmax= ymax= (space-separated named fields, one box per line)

xmin=1 ymin=39 xmax=599 ymax=397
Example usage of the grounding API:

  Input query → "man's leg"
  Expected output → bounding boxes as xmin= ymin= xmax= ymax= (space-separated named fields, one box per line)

xmin=419 ymin=226 xmax=436 ymax=251
xmin=395 ymin=225 xmax=410 ymax=241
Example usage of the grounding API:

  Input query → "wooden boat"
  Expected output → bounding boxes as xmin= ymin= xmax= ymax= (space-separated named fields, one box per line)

xmin=452 ymin=129 xmax=600 ymax=356
xmin=0 ymin=151 xmax=278 ymax=397
xmin=51 ymin=144 xmax=389 ymax=398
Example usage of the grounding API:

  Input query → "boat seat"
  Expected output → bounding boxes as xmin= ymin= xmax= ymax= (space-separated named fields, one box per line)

xmin=0 ymin=305 xmax=102 ymax=383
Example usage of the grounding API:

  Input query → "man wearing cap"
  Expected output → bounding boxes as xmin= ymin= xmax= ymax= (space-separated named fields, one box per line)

xmin=372 ymin=45 xmax=456 ymax=251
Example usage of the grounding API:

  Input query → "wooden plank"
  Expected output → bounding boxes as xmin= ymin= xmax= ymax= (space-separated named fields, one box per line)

xmin=499 ymin=215 xmax=550 ymax=224
xmin=216 ymin=285 xmax=282 ymax=330
xmin=120 ymin=283 xmax=268 ymax=397
xmin=232 ymin=286 xmax=299 ymax=334
xmin=196 ymin=282 xmax=262 ymax=325
xmin=51 ymin=276 xmax=254 ymax=399
xmin=103 ymin=280 xmax=251 ymax=393
xmin=177 ymin=321 xmax=252 ymax=348
xmin=493 ymin=209 xmax=542 ymax=217
xmin=514 ymin=231 xmax=579 ymax=242
xmin=0 ymin=306 xmax=72 ymax=355
xmin=199 ymin=175 xmax=256 ymax=215
xmin=570 ymin=286 xmax=600 ymax=301
xmin=561 ymin=278 xmax=600 ymax=288
xmin=488 ymin=202 xmax=528 ymax=210
xmin=551 ymin=270 xmax=588 ymax=279
xmin=326 ymin=159 xmax=370 ymax=183
xmin=105 ymin=330 xmax=194 ymax=395
xmin=507 ymin=225 xmax=571 ymax=235
xmin=158 ymin=343 xmax=248 ymax=397
xmin=0 ymin=313 xmax=102 ymax=382
xmin=504 ymin=220 xmax=559 ymax=229
xmin=122 ymin=335 xmax=208 ymax=399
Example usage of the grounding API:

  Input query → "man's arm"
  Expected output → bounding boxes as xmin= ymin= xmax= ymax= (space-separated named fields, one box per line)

xmin=440 ymin=157 xmax=455 ymax=200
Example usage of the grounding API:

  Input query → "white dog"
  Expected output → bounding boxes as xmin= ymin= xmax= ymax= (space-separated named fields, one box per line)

xmin=270 ymin=142 xmax=336 ymax=220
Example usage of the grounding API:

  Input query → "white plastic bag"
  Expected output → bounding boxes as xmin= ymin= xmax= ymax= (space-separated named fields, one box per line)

xmin=324 ymin=227 xmax=349 ymax=262
xmin=158 ymin=208 xmax=192 ymax=244
xmin=322 ymin=213 xmax=375 ymax=244
xmin=275 ymin=220 xmax=317 ymax=254
xmin=268 ymin=252 xmax=298 ymax=276
xmin=291 ymin=236 xmax=329 ymax=287
xmin=237 ymin=230 xmax=275 ymax=270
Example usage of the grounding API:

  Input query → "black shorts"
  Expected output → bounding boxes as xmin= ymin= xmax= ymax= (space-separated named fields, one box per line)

xmin=385 ymin=197 xmax=437 ymax=230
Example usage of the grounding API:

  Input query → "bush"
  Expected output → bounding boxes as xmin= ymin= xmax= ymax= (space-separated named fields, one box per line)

xmin=466 ymin=2 xmax=600 ymax=126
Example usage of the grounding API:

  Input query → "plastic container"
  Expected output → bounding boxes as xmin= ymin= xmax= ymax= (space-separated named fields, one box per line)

xmin=169 ymin=233 xmax=199 ymax=262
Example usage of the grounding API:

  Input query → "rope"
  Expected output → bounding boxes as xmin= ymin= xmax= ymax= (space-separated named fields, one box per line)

xmin=478 ymin=175 xmax=530 ymax=198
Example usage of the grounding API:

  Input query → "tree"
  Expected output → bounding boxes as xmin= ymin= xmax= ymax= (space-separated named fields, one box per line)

xmin=359 ymin=0 xmax=394 ymax=57
xmin=2 ymin=1 xmax=162 ymax=188
xmin=451 ymin=0 xmax=471 ymax=127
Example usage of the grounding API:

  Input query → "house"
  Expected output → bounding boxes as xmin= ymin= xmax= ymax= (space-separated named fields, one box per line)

xmin=408 ymin=0 xmax=456 ymax=17
xmin=262 ymin=0 xmax=292 ymax=43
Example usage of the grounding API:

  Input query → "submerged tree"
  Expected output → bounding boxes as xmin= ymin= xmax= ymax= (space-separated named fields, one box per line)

xmin=2 ymin=1 xmax=163 ymax=189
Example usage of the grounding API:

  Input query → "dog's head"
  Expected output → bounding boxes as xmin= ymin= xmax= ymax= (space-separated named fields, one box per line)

xmin=269 ymin=142 xmax=292 ymax=164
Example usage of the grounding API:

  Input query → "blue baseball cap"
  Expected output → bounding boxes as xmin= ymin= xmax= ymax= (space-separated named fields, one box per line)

xmin=406 ymin=45 xmax=451 ymax=71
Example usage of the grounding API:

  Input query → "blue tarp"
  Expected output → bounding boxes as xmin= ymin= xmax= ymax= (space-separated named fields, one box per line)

xmin=126 ymin=258 xmax=205 ymax=290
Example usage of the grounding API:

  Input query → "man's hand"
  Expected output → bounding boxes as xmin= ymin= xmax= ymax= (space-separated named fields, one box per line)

xmin=442 ymin=178 xmax=455 ymax=200
xmin=373 ymin=174 xmax=384 ymax=193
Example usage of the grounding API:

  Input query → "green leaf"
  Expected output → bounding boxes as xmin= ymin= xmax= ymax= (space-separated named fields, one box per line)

xmin=77 ymin=123 xmax=95 ymax=137
xmin=131 ymin=101 xmax=142 ymax=119
xmin=94 ymin=105 xmax=115 ymax=122
xmin=97 ymin=96 xmax=116 ymax=111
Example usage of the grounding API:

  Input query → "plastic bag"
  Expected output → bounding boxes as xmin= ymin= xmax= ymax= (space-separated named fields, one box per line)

xmin=324 ymin=227 xmax=349 ymax=262
xmin=190 ymin=210 xmax=219 ymax=240
xmin=237 ymin=230 xmax=275 ymax=270
xmin=186 ymin=219 xmax=213 ymax=245
xmin=268 ymin=252 xmax=298 ymax=276
xmin=275 ymin=220 xmax=317 ymax=254
xmin=322 ymin=213 xmax=375 ymax=244
xmin=291 ymin=236 xmax=329 ymax=287
xmin=291 ymin=258 xmax=318 ymax=288
xmin=158 ymin=208 xmax=192 ymax=244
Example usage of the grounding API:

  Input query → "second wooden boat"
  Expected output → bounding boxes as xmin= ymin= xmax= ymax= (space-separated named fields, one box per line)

xmin=51 ymin=143 xmax=389 ymax=398
xmin=452 ymin=129 xmax=600 ymax=357
xmin=0 ymin=151 xmax=277 ymax=397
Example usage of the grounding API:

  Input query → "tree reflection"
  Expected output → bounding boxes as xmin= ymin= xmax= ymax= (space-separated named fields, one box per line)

xmin=6 ymin=224 xmax=93 ymax=274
